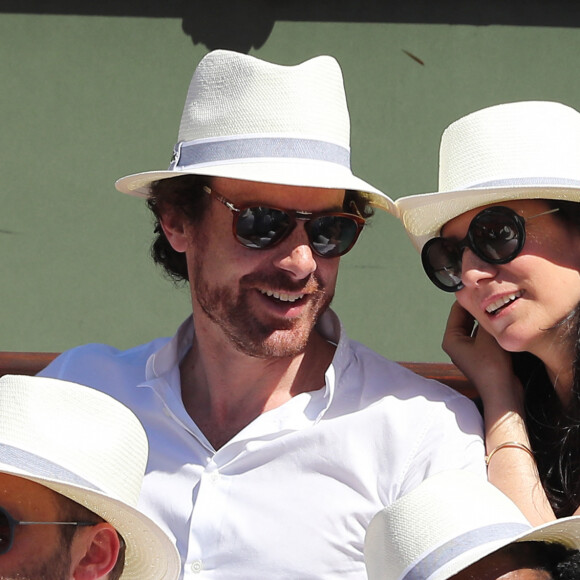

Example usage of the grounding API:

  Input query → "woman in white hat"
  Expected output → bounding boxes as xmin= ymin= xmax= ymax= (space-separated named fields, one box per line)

xmin=396 ymin=100 xmax=580 ymax=525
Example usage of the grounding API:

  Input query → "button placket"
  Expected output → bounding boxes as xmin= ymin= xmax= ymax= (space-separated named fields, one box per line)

xmin=186 ymin=458 xmax=230 ymax=576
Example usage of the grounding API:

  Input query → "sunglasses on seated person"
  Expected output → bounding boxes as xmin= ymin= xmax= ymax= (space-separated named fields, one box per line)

xmin=421 ymin=205 xmax=559 ymax=292
xmin=203 ymin=186 xmax=366 ymax=258
xmin=0 ymin=505 xmax=97 ymax=555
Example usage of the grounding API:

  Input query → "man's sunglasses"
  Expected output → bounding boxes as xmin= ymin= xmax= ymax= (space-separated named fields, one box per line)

xmin=0 ymin=506 xmax=96 ymax=555
xmin=421 ymin=205 xmax=559 ymax=292
xmin=203 ymin=186 xmax=366 ymax=258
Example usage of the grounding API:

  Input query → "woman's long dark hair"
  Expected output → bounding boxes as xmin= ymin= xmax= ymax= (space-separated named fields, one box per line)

xmin=512 ymin=200 xmax=580 ymax=517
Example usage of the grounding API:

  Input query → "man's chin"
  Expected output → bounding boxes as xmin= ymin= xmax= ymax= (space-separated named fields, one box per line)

xmin=235 ymin=326 xmax=313 ymax=359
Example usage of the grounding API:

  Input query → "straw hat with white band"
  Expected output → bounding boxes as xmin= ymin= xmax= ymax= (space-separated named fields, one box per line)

xmin=396 ymin=101 xmax=580 ymax=252
xmin=364 ymin=470 xmax=580 ymax=580
xmin=0 ymin=375 xmax=181 ymax=580
xmin=115 ymin=49 xmax=395 ymax=214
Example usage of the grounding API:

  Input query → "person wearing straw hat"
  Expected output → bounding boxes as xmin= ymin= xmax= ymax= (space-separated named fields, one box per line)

xmin=39 ymin=49 xmax=485 ymax=577
xmin=0 ymin=374 xmax=181 ymax=580
xmin=396 ymin=100 xmax=580 ymax=527
xmin=364 ymin=470 xmax=580 ymax=580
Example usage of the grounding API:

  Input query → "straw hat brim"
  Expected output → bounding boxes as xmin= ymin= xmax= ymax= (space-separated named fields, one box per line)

xmin=0 ymin=466 xmax=181 ymax=580
xmin=115 ymin=162 xmax=397 ymax=214
xmin=397 ymin=184 xmax=580 ymax=252
xmin=428 ymin=515 xmax=580 ymax=580
xmin=365 ymin=470 xmax=580 ymax=580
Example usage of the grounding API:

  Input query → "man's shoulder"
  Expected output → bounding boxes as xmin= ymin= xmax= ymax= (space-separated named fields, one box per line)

xmin=55 ymin=335 xmax=170 ymax=361
xmin=336 ymin=339 xmax=484 ymax=447
xmin=327 ymin=312 xmax=467 ymax=403
xmin=340 ymin=337 xmax=472 ymax=405
xmin=38 ymin=336 xmax=171 ymax=381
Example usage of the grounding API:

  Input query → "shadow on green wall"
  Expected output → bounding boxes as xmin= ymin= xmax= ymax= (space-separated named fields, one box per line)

xmin=1 ymin=0 xmax=580 ymax=55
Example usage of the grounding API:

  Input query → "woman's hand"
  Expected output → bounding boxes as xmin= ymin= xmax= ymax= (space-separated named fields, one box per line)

xmin=443 ymin=301 xmax=555 ymax=524
xmin=442 ymin=301 xmax=523 ymax=410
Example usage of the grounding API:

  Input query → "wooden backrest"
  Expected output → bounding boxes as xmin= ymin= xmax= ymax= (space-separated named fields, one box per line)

xmin=0 ymin=352 xmax=59 ymax=377
xmin=0 ymin=351 xmax=477 ymax=400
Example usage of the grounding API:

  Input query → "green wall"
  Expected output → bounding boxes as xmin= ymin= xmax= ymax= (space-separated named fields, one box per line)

xmin=2 ymin=9 xmax=580 ymax=361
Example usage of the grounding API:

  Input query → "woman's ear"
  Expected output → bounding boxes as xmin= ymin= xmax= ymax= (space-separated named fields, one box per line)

xmin=71 ymin=523 xmax=121 ymax=580
xmin=159 ymin=208 xmax=190 ymax=253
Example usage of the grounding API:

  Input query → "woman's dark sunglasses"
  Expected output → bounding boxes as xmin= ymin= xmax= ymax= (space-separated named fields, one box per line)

xmin=421 ymin=205 xmax=559 ymax=292
xmin=0 ymin=505 xmax=96 ymax=555
xmin=203 ymin=186 xmax=366 ymax=258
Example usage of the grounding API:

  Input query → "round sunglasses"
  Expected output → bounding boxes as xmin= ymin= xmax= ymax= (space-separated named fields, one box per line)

xmin=421 ymin=206 xmax=559 ymax=292
xmin=203 ymin=186 xmax=366 ymax=258
xmin=0 ymin=505 xmax=96 ymax=555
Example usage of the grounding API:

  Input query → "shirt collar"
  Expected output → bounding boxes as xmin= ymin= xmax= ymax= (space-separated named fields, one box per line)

xmin=144 ymin=309 xmax=348 ymax=418
xmin=145 ymin=317 xmax=194 ymax=385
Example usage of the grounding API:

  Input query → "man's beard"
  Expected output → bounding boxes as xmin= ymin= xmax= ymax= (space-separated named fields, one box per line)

xmin=192 ymin=258 xmax=333 ymax=359
xmin=0 ymin=539 xmax=72 ymax=579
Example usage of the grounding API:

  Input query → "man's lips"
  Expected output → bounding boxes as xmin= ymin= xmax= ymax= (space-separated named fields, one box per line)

xmin=259 ymin=289 xmax=305 ymax=303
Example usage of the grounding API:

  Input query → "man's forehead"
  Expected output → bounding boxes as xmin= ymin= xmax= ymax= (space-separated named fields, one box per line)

xmin=211 ymin=177 xmax=346 ymax=210
xmin=0 ymin=472 xmax=60 ymax=507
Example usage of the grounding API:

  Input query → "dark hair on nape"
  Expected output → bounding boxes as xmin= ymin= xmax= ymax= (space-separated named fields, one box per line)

xmin=555 ymin=547 xmax=580 ymax=580
xmin=146 ymin=174 xmax=375 ymax=283
xmin=55 ymin=492 xmax=126 ymax=580
xmin=512 ymin=198 xmax=580 ymax=517
xmin=500 ymin=541 xmax=578 ymax=576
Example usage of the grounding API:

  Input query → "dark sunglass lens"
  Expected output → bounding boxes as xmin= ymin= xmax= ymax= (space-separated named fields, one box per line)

xmin=0 ymin=510 xmax=11 ymax=554
xmin=423 ymin=239 xmax=463 ymax=290
xmin=308 ymin=216 xmax=359 ymax=257
xmin=235 ymin=207 xmax=291 ymax=249
xmin=470 ymin=211 xmax=521 ymax=262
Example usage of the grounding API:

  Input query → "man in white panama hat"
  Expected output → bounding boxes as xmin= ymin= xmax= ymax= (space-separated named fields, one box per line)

xmin=365 ymin=470 xmax=580 ymax=580
xmin=0 ymin=374 xmax=180 ymax=580
xmin=39 ymin=49 xmax=485 ymax=577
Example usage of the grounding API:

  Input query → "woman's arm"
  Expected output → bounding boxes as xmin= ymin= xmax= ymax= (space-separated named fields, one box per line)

xmin=442 ymin=301 xmax=556 ymax=525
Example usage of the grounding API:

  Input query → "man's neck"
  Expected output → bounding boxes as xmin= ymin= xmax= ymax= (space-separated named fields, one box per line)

xmin=179 ymin=328 xmax=335 ymax=450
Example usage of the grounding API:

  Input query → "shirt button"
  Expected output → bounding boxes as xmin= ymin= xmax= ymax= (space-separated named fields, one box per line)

xmin=191 ymin=560 xmax=203 ymax=573
xmin=210 ymin=471 xmax=220 ymax=484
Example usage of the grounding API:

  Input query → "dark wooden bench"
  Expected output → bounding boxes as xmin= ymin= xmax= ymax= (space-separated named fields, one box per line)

xmin=0 ymin=352 xmax=477 ymax=400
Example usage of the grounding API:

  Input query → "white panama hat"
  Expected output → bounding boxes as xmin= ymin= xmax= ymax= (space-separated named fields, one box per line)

xmin=396 ymin=101 xmax=580 ymax=251
xmin=115 ymin=49 xmax=395 ymax=214
xmin=364 ymin=470 xmax=580 ymax=580
xmin=0 ymin=375 xmax=181 ymax=580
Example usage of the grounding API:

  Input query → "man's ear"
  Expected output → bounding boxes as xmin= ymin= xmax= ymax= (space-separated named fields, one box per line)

xmin=159 ymin=208 xmax=190 ymax=253
xmin=71 ymin=523 xmax=121 ymax=580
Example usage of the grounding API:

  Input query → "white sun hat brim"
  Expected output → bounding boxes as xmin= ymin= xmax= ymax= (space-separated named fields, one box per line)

xmin=364 ymin=470 xmax=580 ymax=580
xmin=396 ymin=101 xmax=580 ymax=251
xmin=0 ymin=468 xmax=181 ymax=580
xmin=115 ymin=50 xmax=395 ymax=215
xmin=0 ymin=375 xmax=181 ymax=580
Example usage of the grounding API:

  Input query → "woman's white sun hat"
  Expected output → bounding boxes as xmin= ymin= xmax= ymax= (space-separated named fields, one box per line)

xmin=0 ymin=375 xmax=181 ymax=580
xmin=396 ymin=101 xmax=580 ymax=251
xmin=364 ymin=470 xmax=580 ymax=580
xmin=115 ymin=49 xmax=395 ymax=214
